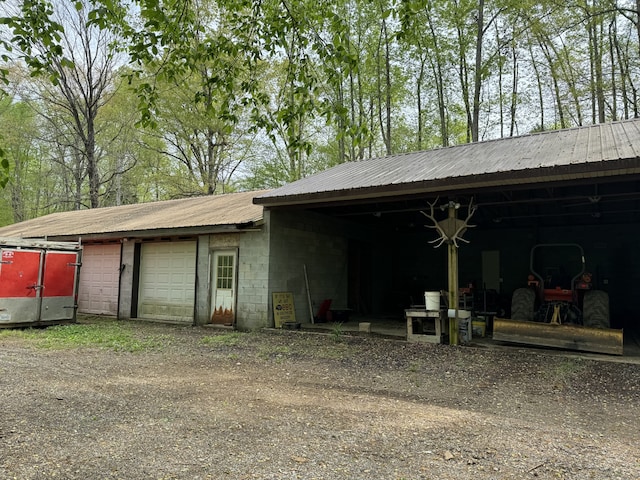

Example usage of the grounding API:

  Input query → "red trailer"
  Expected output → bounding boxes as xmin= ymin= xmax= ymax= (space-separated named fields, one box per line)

xmin=0 ymin=237 xmax=82 ymax=328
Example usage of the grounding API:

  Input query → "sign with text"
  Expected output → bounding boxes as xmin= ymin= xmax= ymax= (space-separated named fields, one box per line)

xmin=272 ymin=292 xmax=296 ymax=328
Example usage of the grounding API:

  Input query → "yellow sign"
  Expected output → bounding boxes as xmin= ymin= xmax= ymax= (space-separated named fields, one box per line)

xmin=272 ymin=292 xmax=296 ymax=328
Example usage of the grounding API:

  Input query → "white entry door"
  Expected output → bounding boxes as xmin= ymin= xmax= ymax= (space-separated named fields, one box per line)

xmin=210 ymin=250 xmax=237 ymax=325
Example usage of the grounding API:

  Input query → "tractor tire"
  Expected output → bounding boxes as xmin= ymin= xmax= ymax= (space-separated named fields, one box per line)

xmin=582 ymin=290 xmax=610 ymax=329
xmin=511 ymin=288 xmax=535 ymax=321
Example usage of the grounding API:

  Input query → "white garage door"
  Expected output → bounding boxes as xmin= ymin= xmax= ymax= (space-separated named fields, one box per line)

xmin=138 ymin=241 xmax=197 ymax=323
xmin=78 ymin=244 xmax=121 ymax=315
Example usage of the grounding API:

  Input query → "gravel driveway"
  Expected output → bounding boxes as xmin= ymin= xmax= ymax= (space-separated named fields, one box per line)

xmin=0 ymin=318 xmax=639 ymax=479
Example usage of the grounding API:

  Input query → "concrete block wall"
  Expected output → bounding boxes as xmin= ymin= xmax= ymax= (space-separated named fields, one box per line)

xmin=268 ymin=210 xmax=349 ymax=325
xmin=383 ymin=231 xmax=447 ymax=311
xmin=236 ymin=219 xmax=270 ymax=330
xmin=191 ymin=231 xmax=270 ymax=330
xmin=195 ymin=233 xmax=245 ymax=326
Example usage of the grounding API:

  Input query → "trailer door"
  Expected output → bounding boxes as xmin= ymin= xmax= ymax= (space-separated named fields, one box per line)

xmin=0 ymin=249 xmax=43 ymax=323
xmin=40 ymin=251 xmax=81 ymax=322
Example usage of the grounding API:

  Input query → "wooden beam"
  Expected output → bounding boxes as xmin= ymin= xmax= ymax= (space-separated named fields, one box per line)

xmin=493 ymin=318 xmax=624 ymax=355
xmin=447 ymin=204 xmax=459 ymax=345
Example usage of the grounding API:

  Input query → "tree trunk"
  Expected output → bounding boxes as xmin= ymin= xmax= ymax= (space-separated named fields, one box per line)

xmin=510 ymin=36 xmax=518 ymax=137
xmin=416 ymin=57 xmax=424 ymax=150
xmin=456 ymin=17 xmax=472 ymax=143
xmin=86 ymin=116 xmax=100 ymax=208
xmin=608 ymin=20 xmax=617 ymax=121
xmin=587 ymin=3 xmax=605 ymax=123
xmin=471 ymin=0 xmax=485 ymax=142
xmin=376 ymin=13 xmax=392 ymax=155
xmin=538 ymin=39 xmax=566 ymax=128
xmin=529 ymin=40 xmax=545 ymax=131
xmin=497 ymin=23 xmax=505 ymax=138
xmin=425 ymin=4 xmax=448 ymax=146
xmin=613 ymin=24 xmax=630 ymax=119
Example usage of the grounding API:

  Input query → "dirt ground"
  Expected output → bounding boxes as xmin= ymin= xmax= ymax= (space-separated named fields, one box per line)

xmin=0 ymin=318 xmax=639 ymax=480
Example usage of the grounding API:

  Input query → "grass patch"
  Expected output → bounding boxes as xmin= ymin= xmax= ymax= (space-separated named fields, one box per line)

xmin=552 ymin=357 xmax=586 ymax=378
xmin=201 ymin=332 xmax=245 ymax=347
xmin=539 ymin=357 xmax=587 ymax=389
xmin=308 ymin=342 xmax=352 ymax=360
xmin=257 ymin=344 xmax=292 ymax=359
xmin=331 ymin=322 xmax=344 ymax=342
xmin=0 ymin=322 xmax=164 ymax=352
xmin=407 ymin=360 xmax=422 ymax=373
xmin=407 ymin=360 xmax=424 ymax=387
xmin=269 ymin=345 xmax=292 ymax=355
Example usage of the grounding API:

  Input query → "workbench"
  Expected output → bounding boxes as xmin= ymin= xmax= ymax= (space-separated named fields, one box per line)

xmin=405 ymin=308 xmax=445 ymax=343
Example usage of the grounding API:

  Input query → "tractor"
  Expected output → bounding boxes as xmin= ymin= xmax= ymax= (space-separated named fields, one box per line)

xmin=493 ymin=244 xmax=623 ymax=355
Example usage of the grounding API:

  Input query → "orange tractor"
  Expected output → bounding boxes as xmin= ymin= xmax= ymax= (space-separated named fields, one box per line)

xmin=493 ymin=244 xmax=623 ymax=355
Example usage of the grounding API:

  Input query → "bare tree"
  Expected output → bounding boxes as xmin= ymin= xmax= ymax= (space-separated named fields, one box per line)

xmin=6 ymin=0 xmax=121 ymax=209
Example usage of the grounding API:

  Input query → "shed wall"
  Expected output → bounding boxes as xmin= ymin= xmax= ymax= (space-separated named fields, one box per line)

xmin=236 ymin=220 xmax=270 ymax=330
xmin=115 ymin=230 xmax=269 ymax=329
xmin=268 ymin=210 xmax=351 ymax=325
xmin=194 ymin=231 xmax=270 ymax=329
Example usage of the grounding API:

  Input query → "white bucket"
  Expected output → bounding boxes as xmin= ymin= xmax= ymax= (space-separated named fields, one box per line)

xmin=425 ymin=291 xmax=440 ymax=311
xmin=447 ymin=308 xmax=471 ymax=319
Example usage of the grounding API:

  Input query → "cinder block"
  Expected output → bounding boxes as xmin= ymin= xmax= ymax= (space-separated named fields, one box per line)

xmin=359 ymin=322 xmax=371 ymax=333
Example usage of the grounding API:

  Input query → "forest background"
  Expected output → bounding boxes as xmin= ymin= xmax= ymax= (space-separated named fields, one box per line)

xmin=0 ymin=0 xmax=638 ymax=226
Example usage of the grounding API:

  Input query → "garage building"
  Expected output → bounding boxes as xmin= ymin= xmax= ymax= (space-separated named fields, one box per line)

xmin=1 ymin=119 xmax=639 ymax=355
xmin=0 ymin=191 xmax=270 ymax=329
xmin=254 ymin=119 xmax=640 ymax=351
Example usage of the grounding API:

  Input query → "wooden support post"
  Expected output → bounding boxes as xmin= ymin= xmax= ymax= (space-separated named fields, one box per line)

xmin=447 ymin=204 xmax=459 ymax=345
xmin=422 ymin=197 xmax=475 ymax=346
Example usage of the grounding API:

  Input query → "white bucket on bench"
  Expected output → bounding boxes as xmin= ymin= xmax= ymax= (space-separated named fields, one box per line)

xmin=425 ymin=291 xmax=440 ymax=311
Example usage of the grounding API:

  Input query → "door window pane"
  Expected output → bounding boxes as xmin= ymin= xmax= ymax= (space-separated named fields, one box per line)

xmin=216 ymin=255 xmax=234 ymax=289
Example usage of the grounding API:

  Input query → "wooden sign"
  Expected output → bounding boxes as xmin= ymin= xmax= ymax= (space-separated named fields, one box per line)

xmin=272 ymin=292 xmax=296 ymax=328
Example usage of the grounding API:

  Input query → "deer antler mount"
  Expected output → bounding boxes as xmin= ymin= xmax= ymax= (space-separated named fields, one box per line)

xmin=420 ymin=197 xmax=477 ymax=248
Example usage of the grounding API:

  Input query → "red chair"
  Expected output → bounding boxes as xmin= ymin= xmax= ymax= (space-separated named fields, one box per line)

xmin=315 ymin=299 xmax=332 ymax=323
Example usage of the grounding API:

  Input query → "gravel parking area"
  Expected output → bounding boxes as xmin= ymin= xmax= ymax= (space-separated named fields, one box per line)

xmin=0 ymin=318 xmax=639 ymax=479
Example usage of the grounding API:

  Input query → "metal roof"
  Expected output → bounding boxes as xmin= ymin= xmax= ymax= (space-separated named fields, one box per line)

xmin=254 ymin=119 xmax=640 ymax=206
xmin=0 ymin=190 xmax=269 ymax=240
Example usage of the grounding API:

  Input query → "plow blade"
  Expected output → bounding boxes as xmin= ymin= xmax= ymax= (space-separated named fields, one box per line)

xmin=493 ymin=318 xmax=624 ymax=356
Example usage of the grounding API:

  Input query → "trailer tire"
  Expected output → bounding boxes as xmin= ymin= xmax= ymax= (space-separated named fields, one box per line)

xmin=582 ymin=290 xmax=610 ymax=329
xmin=511 ymin=288 xmax=535 ymax=321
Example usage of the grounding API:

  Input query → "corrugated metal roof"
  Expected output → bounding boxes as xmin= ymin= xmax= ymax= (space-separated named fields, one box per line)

xmin=255 ymin=119 xmax=640 ymax=206
xmin=0 ymin=190 xmax=269 ymax=239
